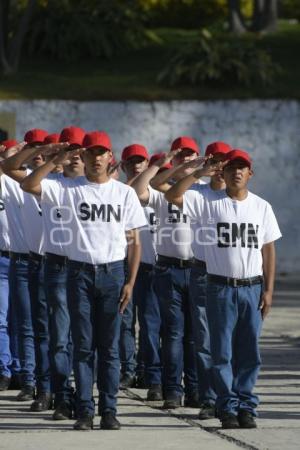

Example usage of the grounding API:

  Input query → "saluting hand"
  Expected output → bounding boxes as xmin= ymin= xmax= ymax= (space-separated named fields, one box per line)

xmin=119 ymin=283 xmax=133 ymax=314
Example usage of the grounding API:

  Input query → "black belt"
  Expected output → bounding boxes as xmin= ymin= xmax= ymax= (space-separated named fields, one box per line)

xmin=157 ymin=254 xmax=193 ymax=269
xmin=140 ymin=262 xmax=154 ymax=271
xmin=192 ymin=258 xmax=207 ymax=270
xmin=45 ymin=252 xmax=68 ymax=265
xmin=208 ymin=274 xmax=263 ymax=287
xmin=9 ymin=252 xmax=29 ymax=261
xmin=29 ymin=251 xmax=44 ymax=262
xmin=0 ymin=250 xmax=10 ymax=258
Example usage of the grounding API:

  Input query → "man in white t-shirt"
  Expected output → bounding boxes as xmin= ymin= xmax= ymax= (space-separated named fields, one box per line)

xmin=121 ymin=144 xmax=162 ymax=401
xmin=166 ymin=149 xmax=282 ymax=429
xmin=21 ymin=130 xmax=146 ymax=431
xmin=0 ymin=140 xmax=21 ymax=392
xmin=131 ymin=136 xmax=201 ymax=409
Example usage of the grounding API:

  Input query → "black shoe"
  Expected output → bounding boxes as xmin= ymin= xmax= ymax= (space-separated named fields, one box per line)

xmin=0 ymin=375 xmax=11 ymax=391
xmin=53 ymin=401 xmax=73 ymax=420
xmin=184 ymin=392 xmax=199 ymax=408
xmin=30 ymin=392 xmax=53 ymax=412
xmin=238 ymin=410 xmax=257 ymax=429
xmin=119 ymin=374 xmax=135 ymax=390
xmin=135 ymin=374 xmax=148 ymax=389
xmin=8 ymin=374 xmax=22 ymax=390
xmin=162 ymin=397 xmax=182 ymax=409
xmin=73 ymin=415 xmax=94 ymax=431
xmin=220 ymin=412 xmax=240 ymax=429
xmin=198 ymin=403 xmax=216 ymax=420
xmin=100 ymin=412 xmax=121 ymax=430
xmin=147 ymin=384 xmax=163 ymax=401
xmin=16 ymin=385 xmax=35 ymax=401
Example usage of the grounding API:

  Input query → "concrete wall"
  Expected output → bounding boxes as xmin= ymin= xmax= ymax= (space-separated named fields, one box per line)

xmin=0 ymin=99 xmax=299 ymax=275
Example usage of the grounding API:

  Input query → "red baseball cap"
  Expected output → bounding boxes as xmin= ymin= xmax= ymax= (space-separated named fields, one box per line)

xmin=122 ymin=144 xmax=149 ymax=162
xmin=149 ymin=152 xmax=172 ymax=171
xmin=226 ymin=149 xmax=252 ymax=168
xmin=44 ymin=133 xmax=60 ymax=144
xmin=0 ymin=139 xmax=18 ymax=150
xmin=205 ymin=141 xmax=232 ymax=157
xmin=83 ymin=131 xmax=112 ymax=151
xmin=59 ymin=126 xmax=85 ymax=147
xmin=171 ymin=136 xmax=200 ymax=154
xmin=24 ymin=129 xmax=48 ymax=145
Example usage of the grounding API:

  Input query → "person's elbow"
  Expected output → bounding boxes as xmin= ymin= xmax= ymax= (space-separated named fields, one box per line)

xmin=165 ymin=190 xmax=182 ymax=208
xmin=20 ymin=179 xmax=41 ymax=196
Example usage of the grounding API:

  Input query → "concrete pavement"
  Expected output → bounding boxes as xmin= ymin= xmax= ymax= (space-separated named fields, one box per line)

xmin=0 ymin=279 xmax=299 ymax=450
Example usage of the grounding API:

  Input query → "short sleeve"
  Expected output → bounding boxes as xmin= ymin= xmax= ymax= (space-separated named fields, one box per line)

xmin=41 ymin=178 xmax=64 ymax=205
xmin=262 ymin=203 xmax=282 ymax=244
xmin=183 ymin=189 xmax=205 ymax=222
xmin=147 ymin=186 xmax=161 ymax=210
xmin=124 ymin=187 xmax=148 ymax=231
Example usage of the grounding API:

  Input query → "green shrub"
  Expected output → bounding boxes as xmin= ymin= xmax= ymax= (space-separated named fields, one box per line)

xmin=280 ymin=0 xmax=300 ymax=20
xmin=158 ymin=29 xmax=281 ymax=87
xmin=25 ymin=0 xmax=151 ymax=61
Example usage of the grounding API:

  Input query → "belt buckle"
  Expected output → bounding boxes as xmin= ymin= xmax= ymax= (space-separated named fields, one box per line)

xmin=179 ymin=259 xmax=184 ymax=268
xmin=232 ymin=278 xmax=238 ymax=288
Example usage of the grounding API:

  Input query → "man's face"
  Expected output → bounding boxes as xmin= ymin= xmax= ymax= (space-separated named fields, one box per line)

xmin=82 ymin=147 xmax=112 ymax=177
xmin=122 ymin=155 xmax=148 ymax=180
xmin=173 ymin=148 xmax=198 ymax=178
xmin=208 ymin=153 xmax=227 ymax=183
xmin=223 ymin=159 xmax=253 ymax=190
xmin=28 ymin=153 xmax=45 ymax=169
xmin=65 ymin=151 xmax=85 ymax=177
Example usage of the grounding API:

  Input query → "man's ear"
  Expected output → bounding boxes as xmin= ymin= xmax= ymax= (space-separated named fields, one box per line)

xmin=248 ymin=168 xmax=254 ymax=179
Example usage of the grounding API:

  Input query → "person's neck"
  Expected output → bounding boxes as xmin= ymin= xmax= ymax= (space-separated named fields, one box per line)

xmin=226 ymin=187 xmax=248 ymax=201
xmin=86 ymin=173 xmax=110 ymax=184
xmin=63 ymin=169 xmax=84 ymax=179
xmin=210 ymin=179 xmax=226 ymax=191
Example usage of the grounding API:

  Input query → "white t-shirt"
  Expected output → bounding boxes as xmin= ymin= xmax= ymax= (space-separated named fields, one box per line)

xmin=40 ymin=172 xmax=69 ymax=256
xmin=140 ymin=206 xmax=157 ymax=265
xmin=147 ymin=186 xmax=194 ymax=260
xmin=1 ymin=174 xmax=29 ymax=253
xmin=183 ymin=187 xmax=282 ymax=278
xmin=41 ymin=176 xmax=147 ymax=264
xmin=0 ymin=177 xmax=10 ymax=251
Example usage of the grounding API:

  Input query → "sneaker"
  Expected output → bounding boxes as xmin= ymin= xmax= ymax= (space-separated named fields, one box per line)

xmin=184 ymin=392 xmax=199 ymax=408
xmin=162 ymin=397 xmax=182 ymax=409
xmin=53 ymin=401 xmax=73 ymax=420
xmin=100 ymin=412 xmax=121 ymax=430
xmin=16 ymin=385 xmax=35 ymax=402
xmin=0 ymin=375 xmax=11 ymax=391
xmin=30 ymin=392 xmax=53 ymax=412
xmin=147 ymin=384 xmax=163 ymax=401
xmin=238 ymin=410 xmax=257 ymax=429
xmin=73 ymin=414 xmax=94 ymax=431
xmin=198 ymin=403 xmax=216 ymax=420
xmin=220 ymin=412 xmax=240 ymax=429
xmin=119 ymin=374 xmax=135 ymax=390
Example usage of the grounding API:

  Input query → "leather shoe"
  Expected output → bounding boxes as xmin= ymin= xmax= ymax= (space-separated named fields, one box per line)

xmin=119 ymin=373 xmax=135 ymax=390
xmin=162 ymin=397 xmax=182 ymax=409
xmin=30 ymin=392 xmax=53 ymax=412
xmin=198 ymin=403 xmax=216 ymax=420
xmin=184 ymin=392 xmax=199 ymax=408
xmin=53 ymin=401 xmax=73 ymax=420
xmin=100 ymin=412 xmax=121 ymax=430
xmin=220 ymin=412 xmax=240 ymax=429
xmin=0 ymin=375 xmax=11 ymax=391
xmin=238 ymin=410 xmax=257 ymax=428
xmin=73 ymin=414 xmax=94 ymax=431
xmin=16 ymin=385 xmax=35 ymax=401
xmin=147 ymin=384 xmax=163 ymax=401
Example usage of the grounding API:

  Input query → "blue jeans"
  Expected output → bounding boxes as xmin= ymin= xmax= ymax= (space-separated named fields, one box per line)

xmin=0 ymin=255 xmax=11 ymax=377
xmin=67 ymin=259 xmax=125 ymax=417
xmin=154 ymin=264 xmax=198 ymax=398
xmin=9 ymin=255 xmax=35 ymax=387
xmin=206 ymin=281 xmax=263 ymax=416
xmin=28 ymin=255 xmax=50 ymax=394
xmin=133 ymin=263 xmax=161 ymax=386
xmin=44 ymin=255 xmax=73 ymax=406
xmin=189 ymin=266 xmax=216 ymax=405
xmin=119 ymin=300 xmax=136 ymax=377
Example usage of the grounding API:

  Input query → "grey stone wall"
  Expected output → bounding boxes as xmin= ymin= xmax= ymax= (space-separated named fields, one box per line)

xmin=0 ymin=99 xmax=299 ymax=275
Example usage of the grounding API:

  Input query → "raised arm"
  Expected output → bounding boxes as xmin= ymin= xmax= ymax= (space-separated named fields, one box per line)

xmin=260 ymin=241 xmax=276 ymax=320
xmin=1 ymin=143 xmax=44 ymax=183
xmin=21 ymin=148 xmax=74 ymax=196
